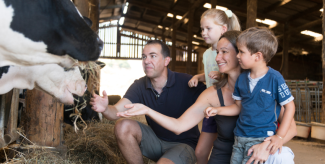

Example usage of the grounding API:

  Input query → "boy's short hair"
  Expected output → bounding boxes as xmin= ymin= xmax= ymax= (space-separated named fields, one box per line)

xmin=237 ymin=27 xmax=278 ymax=63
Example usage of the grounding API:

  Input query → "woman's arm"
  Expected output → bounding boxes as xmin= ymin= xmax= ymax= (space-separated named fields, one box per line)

xmin=117 ymin=88 xmax=217 ymax=135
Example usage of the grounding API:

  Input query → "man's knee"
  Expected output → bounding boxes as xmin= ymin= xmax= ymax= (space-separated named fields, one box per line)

xmin=114 ymin=119 xmax=141 ymax=141
xmin=266 ymin=147 xmax=294 ymax=164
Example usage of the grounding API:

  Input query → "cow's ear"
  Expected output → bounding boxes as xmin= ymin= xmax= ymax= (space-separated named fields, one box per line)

xmin=83 ymin=16 xmax=93 ymax=27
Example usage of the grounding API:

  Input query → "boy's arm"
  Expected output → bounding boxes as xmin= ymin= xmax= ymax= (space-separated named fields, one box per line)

xmin=205 ymin=100 xmax=241 ymax=117
xmin=276 ymin=101 xmax=295 ymax=139
xmin=265 ymin=101 xmax=295 ymax=154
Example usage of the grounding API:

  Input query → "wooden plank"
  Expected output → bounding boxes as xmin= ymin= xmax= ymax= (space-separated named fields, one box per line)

xmin=74 ymin=0 xmax=89 ymax=17
xmin=211 ymin=0 xmax=217 ymax=9
xmin=296 ymin=121 xmax=311 ymax=138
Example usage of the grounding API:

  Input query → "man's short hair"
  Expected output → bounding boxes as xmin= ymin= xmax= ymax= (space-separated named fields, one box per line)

xmin=146 ymin=40 xmax=170 ymax=58
xmin=237 ymin=27 xmax=278 ymax=63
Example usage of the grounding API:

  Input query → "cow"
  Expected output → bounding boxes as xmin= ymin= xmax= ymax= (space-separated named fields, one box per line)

xmin=0 ymin=64 xmax=86 ymax=105
xmin=0 ymin=0 xmax=103 ymax=68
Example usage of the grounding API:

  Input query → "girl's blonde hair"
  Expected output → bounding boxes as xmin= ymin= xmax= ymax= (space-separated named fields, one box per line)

xmin=201 ymin=9 xmax=241 ymax=31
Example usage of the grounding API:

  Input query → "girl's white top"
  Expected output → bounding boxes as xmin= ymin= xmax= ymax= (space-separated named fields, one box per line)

xmin=203 ymin=47 xmax=219 ymax=88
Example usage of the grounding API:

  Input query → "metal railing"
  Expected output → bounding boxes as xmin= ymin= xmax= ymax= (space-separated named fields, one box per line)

xmin=286 ymin=80 xmax=323 ymax=123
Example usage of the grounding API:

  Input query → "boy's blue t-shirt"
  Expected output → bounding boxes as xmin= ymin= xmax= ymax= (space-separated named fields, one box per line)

xmin=232 ymin=67 xmax=294 ymax=138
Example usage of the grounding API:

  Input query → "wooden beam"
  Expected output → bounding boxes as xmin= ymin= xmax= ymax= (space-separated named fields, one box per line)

xmin=246 ymin=0 xmax=257 ymax=28
xmin=282 ymin=22 xmax=290 ymax=78
xmin=136 ymin=8 xmax=147 ymax=28
xmin=121 ymin=25 xmax=208 ymax=49
xmin=277 ymin=19 xmax=322 ymax=39
xmin=285 ymin=5 xmax=321 ymax=22
xmin=263 ymin=1 xmax=283 ymax=14
xmin=100 ymin=15 xmax=121 ymax=21
xmin=100 ymin=4 xmax=123 ymax=10
xmin=211 ymin=0 xmax=217 ymax=9
xmin=321 ymin=0 xmax=325 ymax=123
xmin=127 ymin=0 xmax=183 ymax=15
xmin=172 ymin=14 xmax=177 ymax=71
xmin=170 ymin=0 xmax=206 ymax=29
xmin=187 ymin=3 xmax=194 ymax=75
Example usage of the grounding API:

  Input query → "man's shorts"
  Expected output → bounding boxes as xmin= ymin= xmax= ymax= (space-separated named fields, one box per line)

xmin=137 ymin=122 xmax=196 ymax=164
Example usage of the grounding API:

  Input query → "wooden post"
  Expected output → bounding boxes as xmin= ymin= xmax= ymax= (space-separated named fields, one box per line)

xmin=74 ymin=0 xmax=89 ymax=17
xmin=171 ymin=14 xmax=177 ymax=71
xmin=187 ymin=2 xmax=194 ymax=75
xmin=162 ymin=26 xmax=166 ymax=43
xmin=117 ymin=23 xmax=121 ymax=57
xmin=246 ymin=0 xmax=257 ymax=28
xmin=88 ymin=0 xmax=101 ymax=94
xmin=282 ymin=22 xmax=289 ymax=79
xmin=89 ymin=0 xmax=100 ymax=33
xmin=322 ymin=0 xmax=325 ymax=123
xmin=22 ymin=89 xmax=64 ymax=147
xmin=211 ymin=0 xmax=217 ymax=9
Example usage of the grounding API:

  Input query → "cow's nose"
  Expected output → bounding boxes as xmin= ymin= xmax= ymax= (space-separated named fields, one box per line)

xmin=97 ymin=37 xmax=103 ymax=51
xmin=85 ymin=84 xmax=87 ymax=91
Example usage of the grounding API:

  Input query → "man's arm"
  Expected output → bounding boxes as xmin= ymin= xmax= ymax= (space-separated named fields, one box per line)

xmin=90 ymin=91 xmax=132 ymax=121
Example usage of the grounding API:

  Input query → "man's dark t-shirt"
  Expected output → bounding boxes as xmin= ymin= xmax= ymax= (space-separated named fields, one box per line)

xmin=124 ymin=69 xmax=206 ymax=149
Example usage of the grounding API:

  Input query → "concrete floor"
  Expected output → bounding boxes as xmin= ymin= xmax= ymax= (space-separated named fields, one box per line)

xmin=285 ymin=139 xmax=325 ymax=164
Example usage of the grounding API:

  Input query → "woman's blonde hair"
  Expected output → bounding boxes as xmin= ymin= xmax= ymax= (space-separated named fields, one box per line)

xmin=201 ymin=9 xmax=241 ymax=31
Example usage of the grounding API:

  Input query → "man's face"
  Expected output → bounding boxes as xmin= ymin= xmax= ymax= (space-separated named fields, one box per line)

xmin=142 ymin=44 xmax=169 ymax=78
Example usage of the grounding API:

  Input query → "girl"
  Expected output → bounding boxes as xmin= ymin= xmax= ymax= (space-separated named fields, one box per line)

xmin=188 ymin=9 xmax=241 ymax=164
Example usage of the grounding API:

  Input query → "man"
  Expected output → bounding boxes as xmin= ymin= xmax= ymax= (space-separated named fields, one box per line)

xmin=90 ymin=40 xmax=206 ymax=164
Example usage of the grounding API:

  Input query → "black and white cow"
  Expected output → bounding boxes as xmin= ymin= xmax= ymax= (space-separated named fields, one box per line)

xmin=0 ymin=0 xmax=103 ymax=68
xmin=0 ymin=64 xmax=86 ymax=105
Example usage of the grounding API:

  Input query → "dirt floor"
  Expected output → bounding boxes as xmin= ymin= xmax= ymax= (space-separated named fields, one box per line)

xmin=285 ymin=138 xmax=325 ymax=164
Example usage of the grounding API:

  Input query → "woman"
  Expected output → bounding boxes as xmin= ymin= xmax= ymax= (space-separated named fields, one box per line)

xmin=117 ymin=31 xmax=296 ymax=164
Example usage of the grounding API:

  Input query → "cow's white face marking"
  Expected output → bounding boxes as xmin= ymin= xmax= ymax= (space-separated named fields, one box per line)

xmin=0 ymin=0 xmax=76 ymax=68
xmin=0 ymin=64 xmax=86 ymax=105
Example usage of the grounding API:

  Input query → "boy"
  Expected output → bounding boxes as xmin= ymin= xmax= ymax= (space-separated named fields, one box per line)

xmin=204 ymin=27 xmax=295 ymax=164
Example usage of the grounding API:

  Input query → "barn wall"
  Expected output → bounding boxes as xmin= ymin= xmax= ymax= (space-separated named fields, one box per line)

xmin=268 ymin=54 xmax=322 ymax=81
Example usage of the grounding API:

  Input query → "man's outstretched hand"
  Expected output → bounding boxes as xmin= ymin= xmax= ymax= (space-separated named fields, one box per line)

xmin=90 ymin=90 xmax=109 ymax=113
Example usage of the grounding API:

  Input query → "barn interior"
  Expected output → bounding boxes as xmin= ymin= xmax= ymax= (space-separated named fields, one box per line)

xmin=1 ymin=0 xmax=325 ymax=163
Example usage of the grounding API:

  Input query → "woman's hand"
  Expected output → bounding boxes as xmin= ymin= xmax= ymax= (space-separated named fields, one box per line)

xmin=265 ymin=135 xmax=283 ymax=154
xmin=188 ymin=75 xmax=199 ymax=88
xmin=116 ymin=103 xmax=150 ymax=117
xmin=246 ymin=140 xmax=271 ymax=164
xmin=204 ymin=107 xmax=218 ymax=118
xmin=208 ymin=71 xmax=220 ymax=80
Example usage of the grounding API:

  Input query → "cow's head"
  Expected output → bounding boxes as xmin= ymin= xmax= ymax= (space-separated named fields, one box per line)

xmin=0 ymin=64 xmax=86 ymax=104
xmin=0 ymin=0 xmax=103 ymax=68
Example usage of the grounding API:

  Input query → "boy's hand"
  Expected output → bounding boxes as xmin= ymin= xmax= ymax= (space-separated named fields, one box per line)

xmin=188 ymin=75 xmax=199 ymax=88
xmin=204 ymin=107 xmax=218 ymax=118
xmin=264 ymin=135 xmax=283 ymax=155
xmin=208 ymin=71 xmax=220 ymax=80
